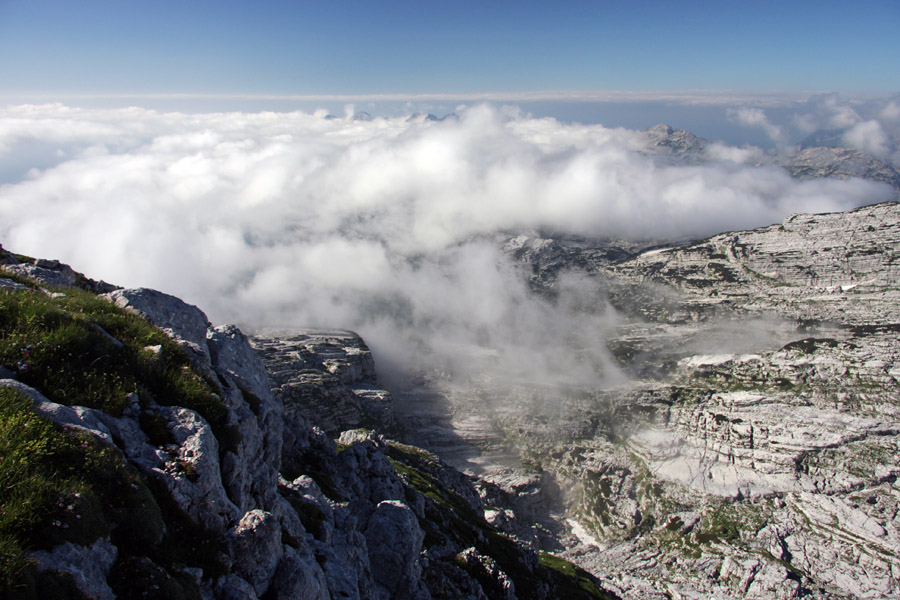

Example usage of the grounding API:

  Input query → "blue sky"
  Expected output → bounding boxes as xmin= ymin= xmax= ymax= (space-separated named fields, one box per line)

xmin=1 ymin=0 xmax=898 ymax=97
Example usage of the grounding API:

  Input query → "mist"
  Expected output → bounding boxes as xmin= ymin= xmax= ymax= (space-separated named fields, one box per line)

xmin=0 ymin=102 xmax=894 ymax=390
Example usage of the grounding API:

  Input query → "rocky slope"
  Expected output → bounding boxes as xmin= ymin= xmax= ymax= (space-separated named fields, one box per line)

xmin=361 ymin=201 xmax=900 ymax=599
xmin=642 ymin=124 xmax=710 ymax=163
xmin=0 ymin=249 xmax=611 ymax=599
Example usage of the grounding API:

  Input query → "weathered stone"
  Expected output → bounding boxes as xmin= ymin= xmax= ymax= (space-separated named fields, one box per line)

xmin=336 ymin=441 xmax=406 ymax=526
xmin=29 ymin=539 xmax=118 ymax=600
xmin=365 ymin=500 xmax=428 ymax=600
xmin=226 ymin=509 xmax=283 ymax=596
xmin=386 ymin=201 xmax=900 ymax=599
xmin=251 ymin=330 xmax=397 ymax=436
xmin=0 ymin=379 xmax=115 ymax=445
xmin=268 ymin=546 xmax=330 ymax=600
xmin=104 ymin=287 xmax=212 ymax=367
xmin=3 ymin=260 xmax=78 ymax=288
xmin=783 ymin=146 xmax=900 ymax=189
xmin=457 ymin=547 xmax=516 ymax=600
xmin=0 ymin=276 xmax=31 ymax=291
xmin=158 ymin=405 xmax=241 ymax=531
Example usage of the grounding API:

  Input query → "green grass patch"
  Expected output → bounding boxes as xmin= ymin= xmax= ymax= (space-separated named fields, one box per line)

xmin=694 ymin=501 xmax=768 ymax=547
xmin=539 ymin=552 xmax=614 ymax=599
xmin=0 ymin=270 xmax=236 ymax=597
xmin=0 ymin=285 xmax=231 ymax=446
xmin=0 ymin=386 xmax=166 ymax=596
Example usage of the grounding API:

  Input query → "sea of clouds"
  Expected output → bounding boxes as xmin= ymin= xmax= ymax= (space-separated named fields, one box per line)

xmin=0 ymin=99 xmax=896 ymax=387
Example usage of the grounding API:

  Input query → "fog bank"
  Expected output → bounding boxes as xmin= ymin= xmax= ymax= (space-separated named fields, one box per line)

xmin=0 ymin=103 xmax=893 ymax=386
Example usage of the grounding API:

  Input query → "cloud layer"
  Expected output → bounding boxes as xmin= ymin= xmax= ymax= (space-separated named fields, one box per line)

xmin=0 ymin=102 xmax=894 ymax=387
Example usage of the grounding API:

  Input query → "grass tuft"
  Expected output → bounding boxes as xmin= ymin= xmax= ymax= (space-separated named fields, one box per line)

xmin=0 ymin=284 xmax=230 ymax=442
xmin=0 ymin=271 xmax=233 ymax=597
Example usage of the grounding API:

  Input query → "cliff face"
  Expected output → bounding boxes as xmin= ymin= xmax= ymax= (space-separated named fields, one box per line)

xmin=0 ymin=252 xmax=610 ymax=599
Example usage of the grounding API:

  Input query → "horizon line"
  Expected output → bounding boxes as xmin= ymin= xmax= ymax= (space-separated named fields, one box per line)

xmin=3 ymin=88 xmax=891 ymax=108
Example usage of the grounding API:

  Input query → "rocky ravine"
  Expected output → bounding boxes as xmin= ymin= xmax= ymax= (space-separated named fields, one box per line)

xmin=327 ymin=201 xmax=899 ymax=599
xmin=0 ymin=250 xmax=611 ymax=599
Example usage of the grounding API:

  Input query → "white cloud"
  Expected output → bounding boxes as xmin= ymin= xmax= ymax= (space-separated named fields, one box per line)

xmin=726 ymin=107 xmax=787 ymax=146
xmin=814 ymin=93 xmax=862 ymax=129
xmin=728 ymin=95 xmax=899 ymax=167
xmin=843 ymin=120 xmax=890 ymax=157
xmin=705 ymin=143 xmax=766 ymax=164
xmin=880 ymin=99 xmax=900 ymax=123
xmin=0 ymin=103 xmax=893 ymax=390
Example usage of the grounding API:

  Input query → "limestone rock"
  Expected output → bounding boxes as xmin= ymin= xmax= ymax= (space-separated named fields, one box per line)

xmin=268 ymin=546 xmax=330 ymax=600
xmin=29 ymin=538 xmax=118 ymax=600
xmin=226 ymin=510 xmax=283 ymax=596
xmin=336 ymin=438 xmax=406 ymax=525
xmin=2 ymin=259 xmax=78 ymax=289
xmin=386 ymin=201 xmax=900 ymax=599
xmin=783 ymin=146 xmax=900 ymax=189
xmin=457 ymin=547 xmax=516 ymax=600
xmin=104 ymin=287 xmax=213 ymax=368
xmin=251 ymin=330 xmax=397 ymax=436
xmin=643 ymin=123 xmax=709 ymax=162
xmin=159 ymin=405 xmax=242 ymax=531
xmin=0 ymin=379 xmax=115 ymax=445
xmin=365 ymin=500 xmax=428 ymax=600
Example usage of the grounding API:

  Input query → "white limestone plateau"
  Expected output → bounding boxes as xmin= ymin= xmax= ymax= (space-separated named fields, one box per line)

xmin=429 ymin=201 xmax=900 ymax=599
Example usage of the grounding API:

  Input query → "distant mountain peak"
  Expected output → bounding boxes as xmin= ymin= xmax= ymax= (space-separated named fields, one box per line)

xmin=645 ymin=123 xmax=677 ymax=136
xmin=643 ymin=123 xmax=709 ymax=161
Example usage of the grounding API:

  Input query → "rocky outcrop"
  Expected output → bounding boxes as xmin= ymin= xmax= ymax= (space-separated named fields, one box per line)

xmin=553 ymin=204 xmax=900 ymax=597
xmin=251 ymin=330 xmax=397 ymax=438
xmin=643 ymin=124 xmax=710 ymax=163
xmin=613 ymin=201 xmax=900 ymax=325
xmin=1 ymin=250 xmax=117 ymax=293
